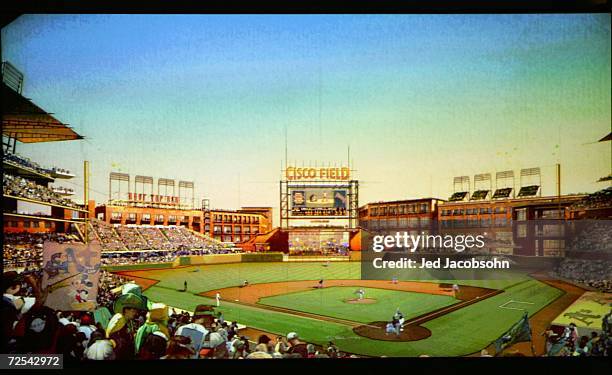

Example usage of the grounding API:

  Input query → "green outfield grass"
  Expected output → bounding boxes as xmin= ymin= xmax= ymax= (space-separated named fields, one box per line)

xmin=130 ymin=261 xmax=565 ymax=357
xmin=258 ymin=286 xmax=458 ymax=323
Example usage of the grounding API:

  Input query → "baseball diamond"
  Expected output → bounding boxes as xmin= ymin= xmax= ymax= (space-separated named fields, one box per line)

xmin=112 ymin=260 xmax=580 ymax=357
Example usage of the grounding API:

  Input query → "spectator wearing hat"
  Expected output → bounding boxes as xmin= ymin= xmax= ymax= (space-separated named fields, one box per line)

xmin=106 ymin=292 xmax=147 ymax=360
xmin=286 ymin=332 xmax=308 ymax=358
xmin=175 ymin=305 xmax=209 ymax=356
xmin=135 ymin=302 xmax=170 ymax=354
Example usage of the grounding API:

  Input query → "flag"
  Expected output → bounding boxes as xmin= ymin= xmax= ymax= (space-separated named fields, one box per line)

xmin=42 ymin=241 xmax=102 ymax=311
xmin=494 ymin=312 xmax=532 ymax=355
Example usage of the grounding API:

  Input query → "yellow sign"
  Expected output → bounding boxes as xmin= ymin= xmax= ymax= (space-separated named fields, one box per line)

xmin=285 ymin=166 xmax=350 ymax=181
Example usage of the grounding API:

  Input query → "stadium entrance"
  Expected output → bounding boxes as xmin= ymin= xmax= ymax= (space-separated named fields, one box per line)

xmin=280 ymin=163 xmax=359 ymax=254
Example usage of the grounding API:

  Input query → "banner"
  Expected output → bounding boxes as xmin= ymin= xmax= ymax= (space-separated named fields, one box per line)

xmin=494 ymin=312 xmax=532 ymax=354
xmin=42 ymin=241 xmax=102 ymax=312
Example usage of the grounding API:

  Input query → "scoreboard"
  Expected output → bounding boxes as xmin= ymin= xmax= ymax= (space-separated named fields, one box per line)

xmin=290 ymin=188 xmax=347 ymax=217
xmin=280 ymin=164 xmax=358 ymax=229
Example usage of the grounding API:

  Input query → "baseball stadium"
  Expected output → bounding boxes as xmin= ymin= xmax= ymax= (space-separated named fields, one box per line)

xmin=2 ymin=14 xmax=611 ymax=362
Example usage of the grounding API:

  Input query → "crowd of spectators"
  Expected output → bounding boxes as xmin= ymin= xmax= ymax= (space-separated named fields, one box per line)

xmin=89 ymin=220 xmax=231 ymax=253
xmin=3 ymin=152 xmax=53 ymax=176
xmin=115 ymin=225 xmax=149 ymax=251
xmin=3 ymin=174 xmax=81 ymax=209
xmin=51 ymin=186 xmax=75 ymax=195
xmin=568 ymin=222 xmax=612 ymax=253
xmin=551 ymin=259 xmax=612 ymax=293
xmin=542 ymin=322 xmax=611 ymax=357
xmin=570 ymin=187 xmax=612 ymax=210
xmin=90 ymin=221 xmax=126 ymax=252
xmin=3 ymin=232 xmax=79 ymax=269
xmin=139 ymin=227 xmax=175 ymax=250
xmin=2 ymin=264 xmax=359 ymax=360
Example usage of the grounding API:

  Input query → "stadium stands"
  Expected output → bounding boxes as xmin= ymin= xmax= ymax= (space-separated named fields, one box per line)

xmin=568 ymin=222 xmax=612 ymax=253
xmin=115 ymin=225 xmax=149 ymax=250
xmin=448 ymin=192 xmax=469 ymax=202
xmin=470 ymin=190 xmax=490 ymax=201
xmin=91 ymin=220 xmax=127 ymax=252
xmin=517 ymin=185 xmax=540 ymax=197
xmin=492 ymin=187 xmax=513 ymax=199
xmin=551 ymin=259 xmax=612 ymax=293
xmin=570 ymin=187 xmax=612 ymax=211
xmin=3 ymin=151 xmax=53 ymax=177
xmin=3 ymin=173 xmax=81 ymax=209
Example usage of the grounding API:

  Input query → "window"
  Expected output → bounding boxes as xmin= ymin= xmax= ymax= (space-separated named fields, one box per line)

xmin=420 ymin=203 xmax=428 ymax=213
xmin=128 ymin=213 xmax=137 ymax=221
xmin=495 ymin=217 xmax=507 ymax=227
xmin=516 ymin=209 xmax=527 ymax=221
xmin=235 ymin=226 xmax=241 ymax=234
xmin=155 ymin=215 xmax=164 ymax=222
xmin=111 ymin=212 xmax=122 ymax=220
xmin=11 ymin=221 xmax=18 ymax=227
xmin=223 ymin=225 xmax=232 ymax=234
xmin=480 ymin=207 xmax=491 ymax=214
xmin=371 ymin=207 xmax=378 ymax=216
xmin=543 ymin=224 xmax=564 ymax=236
xmin=399 ymin=205 xmax=406 ymax=215
xmin=142 ymin=213 xmax=151 ymax=221
xmin=244 ymin=227 xmax=251 ymax=234
xmin=494 ymin=207 xmax=505 ymax=214
xmin=44 ymin=221 xmax=52 ymax=229
xmin=541 ymin=210 xmax=562 ymax=219
xmin=517 ymin=224 xmax=527 ymax=238
xmin=213 ymin=226 xmax=221 ymax=234
xmin=168 ymin=215 xmax=176 ymax=222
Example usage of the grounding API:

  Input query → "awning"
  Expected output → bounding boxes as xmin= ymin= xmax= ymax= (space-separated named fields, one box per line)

xmin=2 ymin=82 xmax=83 ymax=143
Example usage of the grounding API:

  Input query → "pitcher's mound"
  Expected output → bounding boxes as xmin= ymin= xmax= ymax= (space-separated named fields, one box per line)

xmin=344 ymin=298 xmax=377 ymax=304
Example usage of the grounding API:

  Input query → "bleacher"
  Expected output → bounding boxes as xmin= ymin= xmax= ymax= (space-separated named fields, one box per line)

xmin=517 ymin=185 xmax=540 ymax=197
xmin=138 ymin=226 xmax=175 ymax=250
xmin=88 ymin=219 xmax=231 ymax=253
xmin=492 ymin=187 xmax=513 ymax=199
xmin=448 ymin=191 xmax=469 ymax=202
xmin=115 ymin=225 xmax=149 ymax=250
xmin=3 ymin=173 xmax=81 ymax=209
xmin=470 ymin=190 xmax=490 ymax=200
xmin=91 ymin=220 xmax=127 ymax=251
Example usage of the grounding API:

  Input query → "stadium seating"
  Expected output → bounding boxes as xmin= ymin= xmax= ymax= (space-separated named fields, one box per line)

xmin=3 ymin=151 xmax=53 ymax=176
xmin=3 ymin=173 xmax=81 ymax=209
xmin=470 ymin=190 xmax=490 ymax=200
xmin=448 ymin=192 xmax=469 ymax=202
xmin=91 ymin=220 xmax=127 ymax=251
xmin=570 ymin=187 xmax=612 ymax=210
xmin=115 ymin=225 xmax=149 ymax=250
xmin=448 ymin=191 xmax=468 ymax=202
xmin=517 ymin=185 xmax=540 ymax=197
xmin=492 ymin=187 xmax=513 ymax=199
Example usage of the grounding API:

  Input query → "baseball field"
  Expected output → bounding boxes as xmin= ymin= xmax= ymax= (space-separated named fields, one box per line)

xmin=115 ymin=261 xmax=569 ymax=357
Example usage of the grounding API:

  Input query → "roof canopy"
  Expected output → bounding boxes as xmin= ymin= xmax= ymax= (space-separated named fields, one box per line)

xmin=599 ymin=133 xmax=611 ymax=142
xmin=2 ymin=82 xmax=83 ymax=143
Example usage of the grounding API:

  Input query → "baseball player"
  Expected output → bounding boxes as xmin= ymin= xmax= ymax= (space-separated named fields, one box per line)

xmin=452 ymin=283 xmax=460 ymax=298
xmin=215 ymin=292 xmax=221 ymax=307
xmin=394 ymin=308 xmax=405 ymax=331
xmin=355 ymin=289 xmax=365 ymax=300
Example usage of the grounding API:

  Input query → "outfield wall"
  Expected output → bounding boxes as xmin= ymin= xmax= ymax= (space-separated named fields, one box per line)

xmin=103 ymin=252 xmax=285 ymax=271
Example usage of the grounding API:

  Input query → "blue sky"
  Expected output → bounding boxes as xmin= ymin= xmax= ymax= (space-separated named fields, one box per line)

xmin=2 ymin=14 xmax=610 ymax=222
